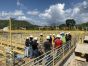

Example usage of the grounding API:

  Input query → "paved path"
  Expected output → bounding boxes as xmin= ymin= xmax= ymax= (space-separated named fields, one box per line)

xmin=64 ymin=53 xmax=75 ymax=66
xmin=64 ymin=53 xmax=88 ymax=66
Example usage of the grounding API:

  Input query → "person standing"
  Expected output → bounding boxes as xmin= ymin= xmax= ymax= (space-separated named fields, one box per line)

xmin=52 ymin=34 xmax=56 ymax=44
xmin=32 ymin=37 xmax=39 ymax=58
xmin=60 ymin=32 xmax=66 ymax=44
xmin=65 ymin=33 xmax=69 ymax=42
xmin=68 ymin=32 xmax=72 ymax=47
xmin=25 ymin=37 xmax=29 ymax=57
xmin=43 ymin=36 xmax=52 ymax=63
xmin=29 ymin=35 xmax=33 ymax=59
xmin=44 ymin=36 xmax=52 ymax=52
xmin=39 ymin=33 xmax=44 ymax=52
xmin=68 ymin=32 xmax=72 ymax=41
xmin=49 ymin=34 xmax=52 ymax=47
xmin=55 ymin=35 xmax=62 ymax=48
xmin=40 ymin=33 xmax=43 ymax=45
xmin=54 ymin=35 xmax=62 ymax=56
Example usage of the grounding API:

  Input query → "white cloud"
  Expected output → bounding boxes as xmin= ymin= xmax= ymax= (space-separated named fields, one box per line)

xmin=14 ymin=10 xmax=24 ymax=16
xmin=38 ymin=1 xmax=88 ymax=25
xmin=0 ymin=10 xmax=24 ymax=17
xmin=17 ymin=0 xmax=21 ymax=6
xmin=0 ymin=1 xmax=88 ymax=26
xmin=71 ymin=7 xmax=80 ymax=17
xmin=83 ymin=1 xmax=87 ymax=6
xmin=39 ymin=3 xmax=65 ymax=25
xmin=69 ymin=1 xmax=88 ymax=23
xmin=27 ymin=10 xmax=39 ymax=16
xmin=17 ymin=16 xmax=33 ymax=21
xmin=18 ymin=16 xmax=27 ymax=20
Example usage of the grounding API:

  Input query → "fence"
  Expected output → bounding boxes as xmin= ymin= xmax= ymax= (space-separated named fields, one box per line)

xmin=21 ymin=37 xmax=77 ymax=66
xmin=0 ymin=31 xmax=85 ymax=66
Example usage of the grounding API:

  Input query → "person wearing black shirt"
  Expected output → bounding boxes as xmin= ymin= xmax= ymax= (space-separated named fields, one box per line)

xmin=32 ymin=37 xmax=39 ymax=58
xmin=25 ymin=37 xmax=29 ymax=57
xmin=29 ymin=35 xmax=33 ymax=59
xmin=65 ymin=33 xmax=69 ymax=42
xmin=44 ymin=36 xmax=51 ymax=52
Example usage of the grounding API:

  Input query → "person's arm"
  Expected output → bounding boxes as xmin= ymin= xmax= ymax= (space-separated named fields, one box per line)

xmin=70 ymin=35 xmax=72 ymax=40
xmin=61 ymin=40 xmax=63 ymax=46
xmin=25 ymin=41 xmax=27 ymax=46
xmin=54 ymin=40 xmax=56 ymax=48
xmin=43 ymin=42 xmax=46 ymax=53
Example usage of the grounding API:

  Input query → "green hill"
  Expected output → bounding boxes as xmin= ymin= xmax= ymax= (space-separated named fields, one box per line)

xmin=0 ymin=19 xmax=39 ymax=30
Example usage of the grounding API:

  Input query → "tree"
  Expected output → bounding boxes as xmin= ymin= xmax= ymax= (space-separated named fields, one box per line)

xmin=59 ymin=24 xmax=66 ymax=30
xmin=66 ymin=19 xmax=76 ymax=30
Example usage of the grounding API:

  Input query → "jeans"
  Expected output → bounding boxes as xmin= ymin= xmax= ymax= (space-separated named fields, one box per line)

xmin=33 ymin=49 xmax=39 ymax=58
xmin=29 ymin=46 xmax=33 ymax=58
xmin=25 ymin=47 xmax=29 ymax=57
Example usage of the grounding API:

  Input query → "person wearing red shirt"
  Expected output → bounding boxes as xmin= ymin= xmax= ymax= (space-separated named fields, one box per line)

xmin=55 ymin=35 xmax=62 ymax=48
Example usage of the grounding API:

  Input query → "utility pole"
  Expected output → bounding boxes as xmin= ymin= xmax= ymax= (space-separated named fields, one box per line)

xmin=6 ymin=17 xmax=14 ymax=66
xmin=9 ymin=18 xmax=12 ymax=49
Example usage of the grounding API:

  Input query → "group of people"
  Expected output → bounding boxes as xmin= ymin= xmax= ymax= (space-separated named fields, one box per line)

xmin=24 ymin=32 xmax=72 ymax=59
xmin=25 ymin=35 xmax=40 ymax=58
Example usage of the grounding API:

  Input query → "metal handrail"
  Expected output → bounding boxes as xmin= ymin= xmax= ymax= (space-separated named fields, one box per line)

xmin=0 ymin=32 xmax=83 ymax=66
xmin=21 ymin=38 xmax=77 ymax=66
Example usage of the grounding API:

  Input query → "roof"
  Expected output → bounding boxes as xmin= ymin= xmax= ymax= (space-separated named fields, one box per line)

xmin=75 ymin=44 xmax=88 ymax=54
xmin=84 ymin=36 xmax=88 ymax=40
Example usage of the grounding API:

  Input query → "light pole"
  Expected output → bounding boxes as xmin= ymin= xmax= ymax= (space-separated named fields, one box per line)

xmin=9 ymin=18 xmax=12 ymax=49
xmin=9 ymin=17 xmax=14 ymax=66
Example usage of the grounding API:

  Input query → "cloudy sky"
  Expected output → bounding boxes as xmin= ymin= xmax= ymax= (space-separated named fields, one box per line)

xmin=0 ymin=0 xmax=88 ymax=26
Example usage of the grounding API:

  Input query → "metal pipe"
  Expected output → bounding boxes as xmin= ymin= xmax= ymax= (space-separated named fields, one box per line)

xmin=9 ymin=17 xmax=14 ymax=66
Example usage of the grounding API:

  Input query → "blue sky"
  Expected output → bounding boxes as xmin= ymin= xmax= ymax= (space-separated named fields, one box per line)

xmin=0 ymin=0 xmax=83 ymax=11
xmin=0 ymin=0 xmax=88 ymax=25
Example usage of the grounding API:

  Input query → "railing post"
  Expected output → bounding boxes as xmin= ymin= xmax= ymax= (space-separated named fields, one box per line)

xmin=42 ymin=55 xmax=46 ymax=66
xmin=69 ymin=41 xmax=71 ymax=51
xmin=62 ymin=45 xmax=64 ymax=57
xmin=53 ymin=48 xmax=54 ymax=66
xmin=31 ymin=60 xmax=34 ymax=66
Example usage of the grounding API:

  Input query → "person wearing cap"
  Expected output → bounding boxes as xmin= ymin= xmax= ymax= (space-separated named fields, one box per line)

xmin=60 ymin=32 xmax=66 ymax=44
xmin=52 ymin=34 xmax=56 ymax=46
xmin=43 ymin=36 xmax=52 ymax=52
xmin=40 ymin=33 xmax=43 ymax=45
xmin=68 ymin=32 xmax=72 ymax=41
xmin=55 ymin=35 xmax=62 ymax=48
xmin=43 ymin=36 xmax=52 ymax=63
xmin=49 ymin=34 xmax=52 ymax=47
xmin=25 ymin=37 xmax=29 ymax=57
xmin=39 ymin=33 xmax=44 ymax=55
xmin=65 ymin=32 xmax=72 ymax=49
xmin=32 ymin=37 xmax=39 ymax=58
xmin=29 ymin=35 xmax=34 ymax=59
xmin=65 ymin=33 xmax=69 ymax=42
xmin=68 ymin=32 xmax=72 ymax=46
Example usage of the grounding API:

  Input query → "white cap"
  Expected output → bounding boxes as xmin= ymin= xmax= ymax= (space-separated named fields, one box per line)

xmin=37 ymin=41 xmax=39 ymax=43
xmin=30 ymin=35 xmax=33 ymax=38
xmin=26 ymin=37 xmax=29 ymax=39
xmin=50 ymin=34 xmax=52 ymax=36
xmin=40 ymin=33 xmax=43 ymax=35
xmin=68 ymin=32 xmax=70 ymax=34
xmin=66 ymin=33 xmax=69 ymax=35
xmin=56 ymin=34 xmax=61 ymax=38
xmin=60 ymin=32 xmax=64 ymax=35
xmin=53 ymin=34 xmax=55 ymax=36
xmin=34 ymin=37 xmax=38 ymax=40
xmin=46 ymin=36 xmax=50 ymax=39
xmin=60 ymin=32 xmax=62 ymax=35
xmin=66 ymin=32 xmax=70 ymax=35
